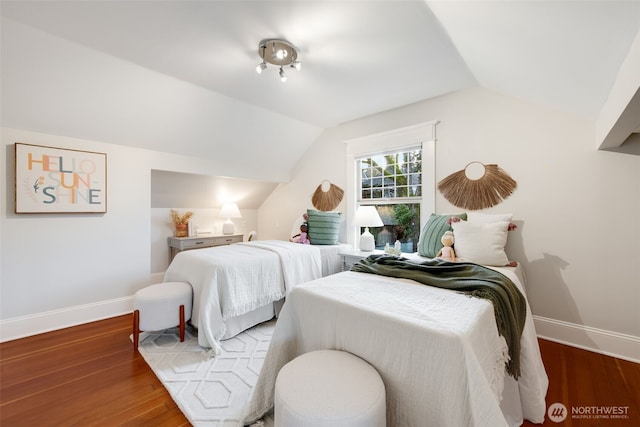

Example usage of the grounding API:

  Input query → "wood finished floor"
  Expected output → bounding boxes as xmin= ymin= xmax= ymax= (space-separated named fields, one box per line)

xmin=1 ymin=314 xmax=638 ymax=426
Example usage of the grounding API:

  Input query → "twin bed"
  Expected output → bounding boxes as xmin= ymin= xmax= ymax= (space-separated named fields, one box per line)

xmin=163 ymin=240 xmax=350 ymax=353
xmin=162 ymin=239 xmax=548 ymax=426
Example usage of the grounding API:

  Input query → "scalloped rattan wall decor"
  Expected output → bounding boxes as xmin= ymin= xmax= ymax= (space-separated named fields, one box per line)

xmin=311 ymin=180 xmax=344 ymax=212
xmin=437 ymin=162 xmax=517 ymax=210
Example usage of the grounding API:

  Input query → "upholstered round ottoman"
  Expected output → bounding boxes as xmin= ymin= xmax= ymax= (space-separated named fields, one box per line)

xmin=274 ymin=350 xmax=386 ymax=427
xmin=132 ymin=281 xmax=192 ymax=349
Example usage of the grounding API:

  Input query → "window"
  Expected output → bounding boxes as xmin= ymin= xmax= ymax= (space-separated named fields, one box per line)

xmin=345 ymin=122 xmax=437 ymax=252
xmin=357 ymin=148 xmax=422 ymax=251
xmin=359 ymin=148 xmax=422 ymax=200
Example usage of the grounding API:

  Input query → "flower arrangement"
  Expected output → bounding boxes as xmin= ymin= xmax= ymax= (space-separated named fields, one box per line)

xmin=170 ymin=209 xmax=193 ymax=225
xmin=171 ymin=209 xmax=193 ymax=237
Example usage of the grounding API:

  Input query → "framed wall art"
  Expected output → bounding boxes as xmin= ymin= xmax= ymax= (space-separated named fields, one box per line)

xmin=14 ymin=143 xmax=107 ymax=214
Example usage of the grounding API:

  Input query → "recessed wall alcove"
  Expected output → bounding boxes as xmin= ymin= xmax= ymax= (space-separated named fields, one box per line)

xmin=150 ymin=170 xmax=279 ymax=273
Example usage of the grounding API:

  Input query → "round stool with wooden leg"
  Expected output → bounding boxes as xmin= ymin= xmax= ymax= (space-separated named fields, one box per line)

xmin=132 ymin=282 xmax=192 ymax=349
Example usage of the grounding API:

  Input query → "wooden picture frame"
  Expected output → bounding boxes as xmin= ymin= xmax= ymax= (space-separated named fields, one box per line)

xmin=14 ymin=143 xmax=107 ymax=214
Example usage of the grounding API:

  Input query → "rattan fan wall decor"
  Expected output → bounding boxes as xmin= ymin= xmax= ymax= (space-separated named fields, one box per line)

xmin=437 ymin=162 xmax=517 ymax=210
xmin=312 ymin=180 xmax=344 ymax=212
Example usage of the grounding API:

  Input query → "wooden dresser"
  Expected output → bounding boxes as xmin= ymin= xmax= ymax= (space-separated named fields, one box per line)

xmin=167 ymin=234 xmax=243 ymax=262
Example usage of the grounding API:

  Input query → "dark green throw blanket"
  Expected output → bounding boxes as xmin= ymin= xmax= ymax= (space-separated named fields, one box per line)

xmin=351 ymin=254 xmax=526 ymax=378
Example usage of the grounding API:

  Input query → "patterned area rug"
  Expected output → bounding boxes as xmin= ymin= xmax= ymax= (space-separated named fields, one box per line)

xmin=136 ymin=320 xmax=276 ymax=427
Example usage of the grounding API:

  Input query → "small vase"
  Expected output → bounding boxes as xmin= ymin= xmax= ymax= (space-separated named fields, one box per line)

xmin=174 ymin=223 xmax=188 ymax=237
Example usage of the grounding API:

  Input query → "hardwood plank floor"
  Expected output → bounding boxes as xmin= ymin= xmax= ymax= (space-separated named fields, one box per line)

xmin=1 ymin=314 xmax=638 ymax=426
xmin=0 ymin=315 xmax=189 ymax=426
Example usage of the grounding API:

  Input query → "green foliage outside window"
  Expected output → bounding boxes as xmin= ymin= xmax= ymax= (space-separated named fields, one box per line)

xmin=358 ymin=148 xmax=422 ymax=252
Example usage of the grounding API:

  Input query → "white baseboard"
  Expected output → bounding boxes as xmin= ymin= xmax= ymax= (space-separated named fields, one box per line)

xmin=3 ymin=299 xmax=639 ymax=364
xmin=0 ymin=296 xmax=134 ymax=343
xmin=533 ymin=315 xmax=640 ymax=363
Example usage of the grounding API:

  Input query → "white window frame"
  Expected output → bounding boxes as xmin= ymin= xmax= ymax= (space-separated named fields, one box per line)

xmin=345 ymin=121 xmax=438 ymax=249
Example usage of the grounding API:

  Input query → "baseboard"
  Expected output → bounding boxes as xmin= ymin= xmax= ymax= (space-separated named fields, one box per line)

xmin=3 ymin=300 xmax=638 ymax=363
xmin=0 ymin=296 xmax=134 ymax=343
xmin=533 ymin=315 xmax=640 ymax=363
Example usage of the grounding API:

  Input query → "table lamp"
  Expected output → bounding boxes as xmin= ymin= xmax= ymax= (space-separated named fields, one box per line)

xmin=355 ymin=205 xmax=383 ymax=251
xmin=220 ymin=203 xmax=242 ymax=235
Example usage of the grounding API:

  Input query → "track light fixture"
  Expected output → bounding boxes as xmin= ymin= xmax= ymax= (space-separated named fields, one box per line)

xmin=256 ymin=38 xmax=301 ymax=82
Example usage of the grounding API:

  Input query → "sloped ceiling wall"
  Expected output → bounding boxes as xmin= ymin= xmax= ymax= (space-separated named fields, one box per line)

xmin=151 ymin=170 xmax=279 ymax=209
xmin=2 ymin=0 xmax=640 ymax=170
xmin=0 ymin=16 xmax=322 ymax=184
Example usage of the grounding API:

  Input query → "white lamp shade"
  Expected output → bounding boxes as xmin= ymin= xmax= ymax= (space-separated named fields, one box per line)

xmin=354 ymin=206 xmax=383 ymax=227
xmin=355 ymin=206 xmax=383 ymax=251
xmin=220 ymin=203 xmax=242 ymax=235
xmin=219 ymin=203 xmax=242 ymax=219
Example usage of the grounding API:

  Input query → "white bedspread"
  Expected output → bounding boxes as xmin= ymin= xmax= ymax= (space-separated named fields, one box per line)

xmin=239 ymin=240 xmax=322 ymax=297
xmin=241 ymin=266 xmax=548 ymax=427
xmin=163 ymin=240 xmax=322 ymax=353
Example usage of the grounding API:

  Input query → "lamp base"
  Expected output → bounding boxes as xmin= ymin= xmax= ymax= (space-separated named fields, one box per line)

xmin=222 ymin=221 xmax=234 ymax=235
xmin=359 ymin=228 xmax=375 ymax=252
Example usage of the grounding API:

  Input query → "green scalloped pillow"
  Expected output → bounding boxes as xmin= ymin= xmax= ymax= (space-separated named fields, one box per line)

xmin=417 ymin=213 xmax=467 ymax=257
xmin=307 ymin=209 xmax=342 ymax=245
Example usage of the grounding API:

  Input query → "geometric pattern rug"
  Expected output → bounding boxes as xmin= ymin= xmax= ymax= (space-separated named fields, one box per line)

xmin=136 ymin=320 xmax=276 ymax=427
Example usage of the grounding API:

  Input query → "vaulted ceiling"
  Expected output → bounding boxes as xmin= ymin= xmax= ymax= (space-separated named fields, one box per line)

xmin=2 ymin=1 xmax=639 ymax=179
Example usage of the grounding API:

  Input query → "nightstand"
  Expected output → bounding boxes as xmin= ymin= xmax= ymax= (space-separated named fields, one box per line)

xmin=167 ymin=234 xmax=243 ymax=262
xmin=339 ymin=249 xmax=384 ymax=271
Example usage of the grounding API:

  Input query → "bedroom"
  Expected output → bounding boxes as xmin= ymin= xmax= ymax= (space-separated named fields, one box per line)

xmin=1 ymin=0 xmax=639 ymax=425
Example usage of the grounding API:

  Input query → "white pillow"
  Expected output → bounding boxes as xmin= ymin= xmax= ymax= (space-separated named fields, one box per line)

xmin=466 ymin=212 xmax=513 ymax=223
xmin=452 ymin=220 xmax=510 ymax=266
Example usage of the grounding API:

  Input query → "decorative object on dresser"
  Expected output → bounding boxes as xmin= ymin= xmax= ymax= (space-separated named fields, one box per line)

xmin=219 ymin=203 xmax=242 ymax=235
xmin=354 ymin=205 xmax=384 ymax=251
xmin=167 ymin=233 xmax=243 ymax=262
xmin=437 ymin=162 xmax=517 ymax=210
xmin=170 ymin=209 xmax=193 ymax=237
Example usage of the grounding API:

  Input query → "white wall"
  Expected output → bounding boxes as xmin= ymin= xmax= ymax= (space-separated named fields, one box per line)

xmin=259 ymin=87 xmax=640 ymax=360
xmin=596 ymin=27 xmax=640 ymax=150
xmin=0 ymin=127 xmax=258 ymax=340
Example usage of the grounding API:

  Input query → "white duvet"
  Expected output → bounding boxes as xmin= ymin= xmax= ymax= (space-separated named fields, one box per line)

xmin=241 ymin=265 xmax=548 ymax=427
xmin=163 ymin=240 xmax=322 ymax=353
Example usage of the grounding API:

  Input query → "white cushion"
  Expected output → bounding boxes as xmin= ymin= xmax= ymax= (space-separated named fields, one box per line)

xmin=275 ymin=350 xmax=386 ymax=427
xmin=133 ymin=282 xmax=192 ymax=331
xmin=452 ymin=220 xmax=510 ymax=266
